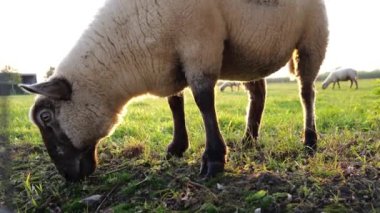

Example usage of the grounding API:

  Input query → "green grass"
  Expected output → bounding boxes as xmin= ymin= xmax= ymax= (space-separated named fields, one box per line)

xmin=1 ymin=79 xmax=380 ymax=212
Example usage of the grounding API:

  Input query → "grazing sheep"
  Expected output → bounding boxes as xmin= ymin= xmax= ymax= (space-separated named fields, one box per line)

xmin=20 ymin=0 xmax=328 ymax=181
xmin=322 ymin=68 xmax=358 ymax=89
xmin=219 ymin=81 xmax=241 ymax=92
xmin=323 ymin=67 xmax=359 ymax=89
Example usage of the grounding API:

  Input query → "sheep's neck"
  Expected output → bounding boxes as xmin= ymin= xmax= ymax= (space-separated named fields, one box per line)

xmin=55 ymin=2 xmax=164 ymax=111
xmin=70 ymin=31 xmax=158 ymax=90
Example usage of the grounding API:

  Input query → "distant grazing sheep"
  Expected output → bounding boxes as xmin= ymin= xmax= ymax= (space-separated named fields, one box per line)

xmin=219 ymin=82 xmax=241 ymax=92
xmin=322 ymin=68 xmax=358 ymax=89
xmin=20 ymin=0 xmax=328 ymax=181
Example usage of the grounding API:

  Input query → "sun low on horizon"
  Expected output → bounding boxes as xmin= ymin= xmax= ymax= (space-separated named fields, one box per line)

xmin=0 ymin=0 xmax=380 ymax=81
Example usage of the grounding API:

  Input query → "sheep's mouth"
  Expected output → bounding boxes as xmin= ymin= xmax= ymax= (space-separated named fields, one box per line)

xmin=41 ymin=128 xmax=97 ymax=182
xmin=57 ymin=144 xmax=97 ymax=182
xmin=35 ymin=117 xmax=97 ymax=181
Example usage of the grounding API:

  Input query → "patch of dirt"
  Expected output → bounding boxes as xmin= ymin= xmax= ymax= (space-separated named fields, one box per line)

xmin=122 ymin=143 xmax=145 ymax=158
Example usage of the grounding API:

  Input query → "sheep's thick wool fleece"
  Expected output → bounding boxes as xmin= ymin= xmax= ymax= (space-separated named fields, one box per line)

xmin=46 ymin=0 xmax=328 ymax=148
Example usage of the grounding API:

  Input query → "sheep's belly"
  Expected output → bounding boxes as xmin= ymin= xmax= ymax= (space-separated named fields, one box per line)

xmin=219 ymin=45 xmax=293 ymax=81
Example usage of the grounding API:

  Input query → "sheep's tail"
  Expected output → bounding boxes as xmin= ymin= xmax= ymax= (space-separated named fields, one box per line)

xmin=289 ymin=49 xmax=300 ymax=79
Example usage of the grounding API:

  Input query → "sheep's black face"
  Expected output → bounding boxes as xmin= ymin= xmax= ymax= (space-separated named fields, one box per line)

xmin=31 ymin=98 xmax=97 ymax=182
xmin=20 ymin=79 xmax=98 ymax=182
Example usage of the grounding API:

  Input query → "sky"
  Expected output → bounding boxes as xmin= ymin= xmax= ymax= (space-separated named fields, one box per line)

xmin=0 ymin=0 xmax=380 ymax=81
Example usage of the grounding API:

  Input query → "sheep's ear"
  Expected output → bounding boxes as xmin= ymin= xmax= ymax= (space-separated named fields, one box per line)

xmin=19 ymin=78 xmax=72 ymax=100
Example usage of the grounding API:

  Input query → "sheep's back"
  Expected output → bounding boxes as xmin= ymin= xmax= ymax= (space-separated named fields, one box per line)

xmin=334 ymin=68 xmax=358 ymax=80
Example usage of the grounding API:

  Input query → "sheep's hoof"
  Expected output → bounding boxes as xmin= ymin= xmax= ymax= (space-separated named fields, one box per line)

xmin=199 ymin=158 xmax=224 ymax=178
xmin=304 ymin=142 xmax=317 ymax=156
xmin=166 ymin=149 xmax=184 ymax=159
xmin=304 ymin=145 xmax=316 ymax=156
xmin=166 ymin=141 xmax=188 ymax=159
xmin=304 ymin=140 xmax=317 ymax=156
xmin=166 ymin=152 xmax=182 ymax=159
xmin=304 ymin=129 xmax=317 ymax=156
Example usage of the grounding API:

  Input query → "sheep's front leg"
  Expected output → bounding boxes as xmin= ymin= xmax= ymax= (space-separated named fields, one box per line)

xmin=167 ymin=93 xmax=189 ymax=158
xmin=190 ymin=77 xmax=226 ymax=177
xmin=242 ymin=79 xmax=266 ymax=147
xmin=337 ymin=81 xmax=341 ymax=89
xmin=350 ymin=80 xmax=353 ymax=88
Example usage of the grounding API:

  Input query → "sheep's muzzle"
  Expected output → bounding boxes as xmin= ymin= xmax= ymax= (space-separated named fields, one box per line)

xmin=40 ymin=124 xmax=98 ymax=182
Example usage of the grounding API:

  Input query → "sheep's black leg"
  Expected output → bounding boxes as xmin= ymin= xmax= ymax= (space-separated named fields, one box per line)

xmin=167 ymin=93 xmax=189 ymax=158
xmin=337 ymin=81 xmax=341 ymax=89
xmin=332 ymin=82 xmax=336 ymax=89
xmin=242 ymin=79 xmax=266 ymax=147
xmin=190 ymin=77 xmax=226 ymax=177
xmin=354 ymin=80 xmax=358 ymax=89
xmin=350 ymin=80 xmax=353 ymax=88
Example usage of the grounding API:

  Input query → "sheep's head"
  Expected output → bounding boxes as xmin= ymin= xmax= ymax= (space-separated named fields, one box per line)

xmin=322 ymin=82 xmax=329 ymax=89
xmin=20 ymin=78 xmax=117 ymax=182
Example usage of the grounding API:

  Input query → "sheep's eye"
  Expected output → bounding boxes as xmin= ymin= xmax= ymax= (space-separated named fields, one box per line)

xmin=39 ymin=110 xmax=53 ymax=124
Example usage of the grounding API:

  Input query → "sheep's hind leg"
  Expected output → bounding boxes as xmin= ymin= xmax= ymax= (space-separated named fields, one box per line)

xmin=242 ymin=79 xmax=266 ymax=147
xmin=167 ymin=93 xmax=189 ymax=158
xmin=189 ymin=76 xmax=226 ymax=177
xmin=297 ymin=49 xmax=323 ymax=155
xmin=354 ymin=79 xmax=358 ymax=89
xmin=299 ymin=80 xmax=317 ymax=154
xmin=350 ymin=80 xmax=353 ymax=88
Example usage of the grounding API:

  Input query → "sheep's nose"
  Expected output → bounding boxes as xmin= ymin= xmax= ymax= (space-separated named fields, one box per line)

xmin=63 ymin=172 xmax=82 ymax=182
xmin=60 ymin=167 xmax=82 ymax=182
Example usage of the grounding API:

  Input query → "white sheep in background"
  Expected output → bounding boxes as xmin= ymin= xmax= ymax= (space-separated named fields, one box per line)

xmin=219 ymin=81 xmax=241 ymax=92
xmin=20 ymin=0 xmax=328 ymax=181
xmin=322 ymin=68 xmax=358 ymax=89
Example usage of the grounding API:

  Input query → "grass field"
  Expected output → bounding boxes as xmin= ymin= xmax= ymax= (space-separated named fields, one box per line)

xmin=1 ymin=79 xmax=379 ymax=212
